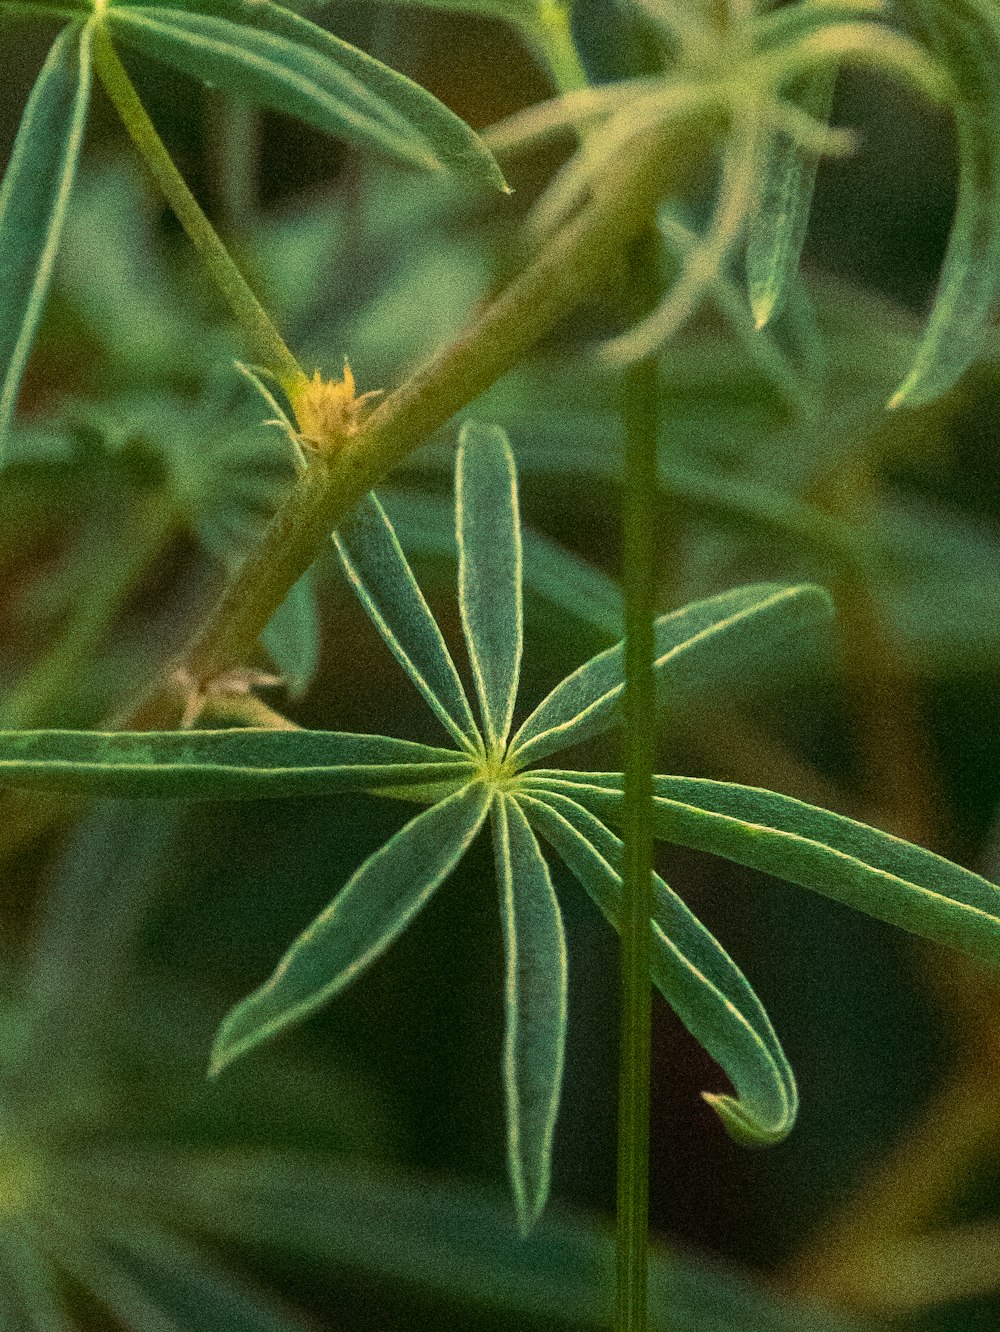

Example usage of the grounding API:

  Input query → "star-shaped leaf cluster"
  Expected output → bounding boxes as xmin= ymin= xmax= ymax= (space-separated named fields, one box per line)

xmin=4 ymin=422 xmax=1000 ymax=1232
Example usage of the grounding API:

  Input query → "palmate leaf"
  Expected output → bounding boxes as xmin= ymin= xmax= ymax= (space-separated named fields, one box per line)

xmin=492 ymin=793 xmax=567 ymax=1233
xmin=0 ymin=21 xmax=92 ymax=444
xmin=529 ymin=773 xmax=1000 ymax=968
xmin=520 ymin=791 xmax=797 ymax=1144
xmin=334 ymin=492 xmax=482 ymax=754
xmin=509 ymin=583 xmax=834 ymax=767
xmin=0 ymin=728 xmax=474 ymax=799
xmin=746 ymin=65 xmax=838 ymax=328
xmin=890 ymin=0 xmax=1000 ymax=408
xmin=457 ymin=422 xmax=523 ymax=752
xmin=163 ymin=1154 xmax=867 ymax=1332
xmin=106 ymin=0 xmax=508 ymax=189
xmin=211 ymin=780 xmax=491 ymax=1073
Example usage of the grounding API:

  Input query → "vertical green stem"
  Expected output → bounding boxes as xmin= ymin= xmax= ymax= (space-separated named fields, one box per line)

xmin=531 ymin=0 xmax=590 ymax=95
xmin=616 ymin=231 xmax=660 ymax=1332
xmin=91 ymin=26 xmax=303 ymax=394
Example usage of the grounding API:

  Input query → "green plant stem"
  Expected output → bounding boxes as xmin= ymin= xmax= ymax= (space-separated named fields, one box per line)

xmin=168 ymin=119 xmax=715 ymax=693
xmin=91 ymin=26 xmax=303 ymax=394
xmin=616 ymin=231 xmax=661 ymax=1332
xmin=530 ymin=0 xmax=591 ymax=95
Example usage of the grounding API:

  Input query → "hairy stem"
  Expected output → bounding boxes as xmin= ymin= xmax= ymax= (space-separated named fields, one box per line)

xmin=616 ymin=229 xmax=661 ymax=1332
xmin=91 ymin=26 xmax=303 ymax=394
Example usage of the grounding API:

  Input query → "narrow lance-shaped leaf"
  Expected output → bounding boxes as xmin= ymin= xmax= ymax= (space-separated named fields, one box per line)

xmin=380 ymin=488 xmax=624 ymax=645
xmin=334 ymin=493 xmax=482 ymax=754
xmin=533 ymin=772 xmax=1000 ymax=969
xmin=211 ymin=781 xmax=492 ymax=1073
xmin=509 ymin=583 xmax=834 ymax=767
xmin=457 ymin=423 xmax=523 ymax=751
xmin=520 ymin=791 xmax=796 ymax=1143
xmin=0 ymin=728 xmax=474 ymax=800
xmin=890 ymin=0 xmax=1000 ymax=408
xmin=492 ymin=794 xmax=567 ymax=1234
xmin=746 ymin=65 xmax=837 ymax=329
xmin=107 ymin=0 xmax=508 ymax=190
xmin=260 ymin=569 xmax=320 ymax=699
xmin=0 ymin=22 xmax=92 ymax=444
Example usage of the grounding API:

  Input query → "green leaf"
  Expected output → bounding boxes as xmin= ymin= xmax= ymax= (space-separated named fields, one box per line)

xmin=0 ymin=22 xmax=92 ymax=443
xmin=381 ymin=487 xmax=623 ymax=645
xmin=106 ymin=0 xmax=508 ymax=189
xmin=509 ymin=583 xmax=834 ymax=767
xmin=333 ymin=493 xmax=482 ymax=754
xmin=0 ymin=1232 xmax=72 ymax=1332
xmin=889 ymin=0 xmax=1000 ymax=408
xmin=260 ymin=570 xmax=320 ymax=699
xmin=533 ymin=773 xmax=1000 ymax=969
xmin=456 ymin=423 xmax=523 ymax=751
xmin=103 ymin=1225 xmax=312 ymax=1332
xmin=746 ymin=66 xmax=837 ymax=328
xmin=0 ymin=728 xmax=474 ymax=799
xmin=211 ymin=780 xmax=491 ymax=1072
xmin=365 ymin=0 xmax=543 ymax=25
xmin=492 ymin=794 xmax=566 ymax=1233
xmin=177 ymin=1155 xmax=868 ymax=1332
xmin=520 ymin=790 xmax=796 ymax=1144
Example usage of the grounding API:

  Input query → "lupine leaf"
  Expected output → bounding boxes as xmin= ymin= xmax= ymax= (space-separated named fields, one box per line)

xmin=334 ymin=493 xmax=482 ymax=754
xmin=509 ymin=583 xmax=834 ymax=767
xmin=380 ymin=488 xmax=624 ymax=645
xmin=755 ymin=0 xmax=887 ymax=52
xmin=890 ymin=0 xmax=1000 ymax=408
xmin=0 ymin=728 xmax=474 ymax=799
xmin=746 ymin=66 xmax=838 ymax=328
xmin=166 ymin=1155 xmax=867 ymax=1332
xmin=366 ymin=0 xmax=543 ymax=24
xmin=107 ymin=0 xmax=508 ymax=189
xmin=520 ymin=791 xmax=796 ymax=1143
xmin=492 ymin=794 xmax=566 ymax=1234
xmin=531 ymin=773 xmax=1000 ymax=968
xmin=260 ymin=570 xmax=320 ymax=699
xmin=101 ymin=1224 xmax=311 ymax=1332
xmin=0 ymin=1231 xmax=73 ymax=1332
xmin=0 ymin=22 xmax=92 ymax=444
xmin=211 ymin=780 xmax=491 ymax=1072
xmin=456 ymin=423 xmax=523 ymax=751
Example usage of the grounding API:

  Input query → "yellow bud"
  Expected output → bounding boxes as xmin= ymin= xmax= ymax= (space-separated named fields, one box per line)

xmin=290 ymin=362 xmax=382 ymax=448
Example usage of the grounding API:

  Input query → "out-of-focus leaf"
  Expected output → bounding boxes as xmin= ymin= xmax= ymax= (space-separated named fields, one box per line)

xmin=366 ymin=0 xmax=542 ymax=23
xmin=890 ymin=0 xmax=1000 ymax=408
xmin=746 ymin=66 xmax=838 ymax=328
xmin=334 ymin=492 xmax=482 ymax=753
xmin=211 ymin=780 xmax=491 ymax=1072
xmin=535 ymin=772 xmax=1000 ymax=968
xmin=0 ymin=728 xmax=474 ymax=798
xmin=100 ymin=1225 xmax=312 ymax=1332
xmin=260 ymin=569 xmax=320 ymax=698
xmin=107 ymin=0 xmax=508 ymax=189
xmin=492 ymin=794 xmax=566 ymax=1234
xmin=0 ymin=22 xmax=92 ymax=443
xmin=136 ymin=1154 xmax=871 ymax=1332
xmin=521 ymin=791 xmax=797 ymax=1144
xmin=510 ymin=583 xmax=834 ymax=766
xmin=456 ymin=422 xmax=523 ymax=751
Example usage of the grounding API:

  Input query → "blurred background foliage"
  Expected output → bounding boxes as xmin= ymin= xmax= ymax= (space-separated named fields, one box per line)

xmin=2 ymin=1 xmax=1000 ymax=1329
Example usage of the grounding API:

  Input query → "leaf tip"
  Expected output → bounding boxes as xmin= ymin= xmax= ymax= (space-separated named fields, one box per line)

xmin=702 ymin=1091 xmax=794 ymax=1147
